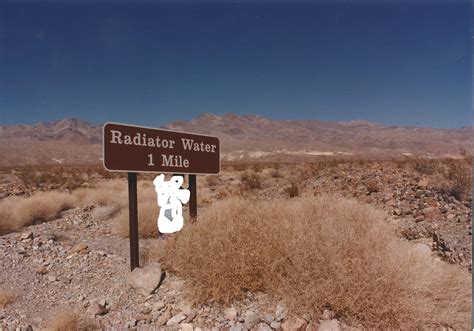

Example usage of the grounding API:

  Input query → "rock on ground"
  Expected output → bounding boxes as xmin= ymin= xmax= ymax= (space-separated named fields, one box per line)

xmin=126 ymin=262 xmax=163 ymax=296
xmin=318 ymin=319 xmax=342 ymax=331
xmin=244 ymin=310 xmax=260 ymax=329
xmin=166 ymin=312 xmax=187 ymax=326
xmin=281 ymin=317 xmax=307 ymax=331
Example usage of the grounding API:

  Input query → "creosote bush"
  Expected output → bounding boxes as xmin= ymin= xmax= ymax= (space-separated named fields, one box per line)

xmin=426 ymin=158 xmax=472 ymax=201
xmin=157 ymin=196 xmax=471 ymax=329
xmin=365 ymin=179 xmax=379 ymax=193
xmin=443 ymin=159 xmax=472 ymax=200
xmin=284 ymin=182 xmax=299 ymax=198
xmin=240 ymin=170 xmax=262 ymax=190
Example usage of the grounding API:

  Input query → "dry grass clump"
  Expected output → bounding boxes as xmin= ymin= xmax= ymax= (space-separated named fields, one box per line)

xmin=270 ymin=169 xmax=282 ymax=178
xmin=113 ymin=176 xmax=216 ymax=238
xmin=441 ymin=158 xmax=472 ymax=200
xmin=423 ymin=158 xmax=472 ymax=201
xmin=225 ymin=163 xmax=249 ymax=172
xmin=159 ymin=196 xmax=471 ymax=329
xmin=284 ymin=182 xmax=299 ymax=198
xmin=15 ymin=166 xmax=84 ymax=191
xmin=12 ymin=164 xmax=124 ymax=191
xmin=112 ymin=181 xmax=159 ymax=238
xmin=394 ymin=157 xmax=472 ymax=201
xmin=0 ymin=179 xmax=129 ymax=235
xmin=0 ymin=289 xmax=15 ymax=308
xmin=197 ymin=186 xmax=212 ymax=205
xmin=216 ymin=188 xmax=230 ymax=200
xmin=409 ymin=157 xmax=439 ymax=175
xmin=41 ymin=307 xmax=94 ymax=331
xmin=0 ymin=192 xmax=74 ymax=235
xmin=365 ymin=179 xmax=379 ymax=193
xmin=240 ymin=170 xmax=262 ymax=190
xmin=0 ymin=176 xmax=171 ymax=237
xmin=206 ymin=175 xmax=220 ymax=187
xmin=71 ymin=179 xmax=128 ymax=206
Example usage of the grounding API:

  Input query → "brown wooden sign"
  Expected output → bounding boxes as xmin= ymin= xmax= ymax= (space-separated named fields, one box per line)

xmin=103 ymin=122 xmax=220 ymax=174
xmin=103 ymin=122 xmax=220 ymax=271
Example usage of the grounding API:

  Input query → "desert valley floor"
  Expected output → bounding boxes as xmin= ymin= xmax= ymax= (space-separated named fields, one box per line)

xmin=0 ymin=158 xmax=471 ymax=330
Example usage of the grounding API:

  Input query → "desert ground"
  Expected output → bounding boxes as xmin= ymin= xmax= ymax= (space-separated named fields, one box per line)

xmin=0 ymin=157 xmax=471 ymax=330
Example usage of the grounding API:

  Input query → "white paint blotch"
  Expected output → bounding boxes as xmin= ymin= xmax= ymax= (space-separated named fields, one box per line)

xmin=153 ymin=174 xmax=190 ymax=234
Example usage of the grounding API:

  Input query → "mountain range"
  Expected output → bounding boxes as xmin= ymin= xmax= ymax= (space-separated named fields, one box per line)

xmin=0 ymin=114 xmax=471 ymax=166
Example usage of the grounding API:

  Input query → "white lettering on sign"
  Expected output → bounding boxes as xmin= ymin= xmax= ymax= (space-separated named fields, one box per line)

xmin=109 ymin=130 xmax=177 ymax=149
xmin=161 ymin=154 xmax=190 ymax=168
xmin=147 ymin=154 xmax=155 ymax=166
xmin=109 ymin=130 xmax=217 ymax=153
xmin=181 ymin=138 xmax=217 ymax=153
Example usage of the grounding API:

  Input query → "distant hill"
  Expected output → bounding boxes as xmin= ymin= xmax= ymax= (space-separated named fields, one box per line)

xmin=0 ymin=118 xmax=102 ymax=144
xmin=0 ymin=114 xmax=472 ymax=166
xmin=0 ymin=118 xmax=102 ymax=166
xmin=163 ymin=113 xmax=473 ymax=161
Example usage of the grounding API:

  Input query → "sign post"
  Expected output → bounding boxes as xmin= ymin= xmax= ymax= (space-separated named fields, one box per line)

xmin=103 ymin=122 xmax=220 ymax=270
xmin=189 ymin=174 xmax=197 ymax=220
xmin=128 ymin=172 xmax=139 ymax=271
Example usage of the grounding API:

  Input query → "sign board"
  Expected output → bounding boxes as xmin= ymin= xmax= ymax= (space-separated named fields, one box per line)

xmin=103 ymin=122 xmax=220 ymax=271
xmin=103 ymin=122 xmax=220 ymax=174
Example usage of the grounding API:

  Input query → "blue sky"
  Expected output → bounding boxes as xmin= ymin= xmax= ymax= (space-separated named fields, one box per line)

xmin=0 ymin=1 xmax=471 ymax=128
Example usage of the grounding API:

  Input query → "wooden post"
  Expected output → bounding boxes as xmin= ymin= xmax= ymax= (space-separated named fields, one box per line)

xmin=189 ymin=174 xmax=197 ymax=220
xmin=128 ymin=172 xmax=139 ymax=271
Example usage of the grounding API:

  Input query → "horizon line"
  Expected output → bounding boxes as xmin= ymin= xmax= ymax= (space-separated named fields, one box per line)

xmin=2 ymin=113 xmax=473 ymax=130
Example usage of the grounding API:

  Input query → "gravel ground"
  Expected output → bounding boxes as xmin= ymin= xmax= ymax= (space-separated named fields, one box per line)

xmin=0 ymin=160 xmax=471 ymax=330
